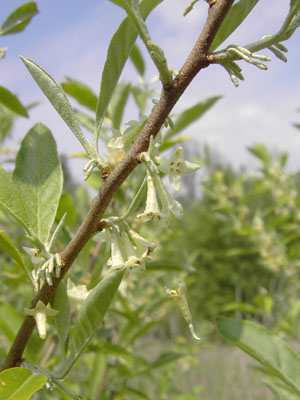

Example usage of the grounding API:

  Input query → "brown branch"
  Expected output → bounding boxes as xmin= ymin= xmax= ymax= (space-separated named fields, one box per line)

xmin=1 ymin=0 xmax=234 ymax=371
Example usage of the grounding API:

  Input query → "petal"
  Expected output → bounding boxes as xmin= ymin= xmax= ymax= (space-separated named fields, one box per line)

xmin=120 ymin=230 xmax=137 ymax=259
xmin=172 ymin=147 xmax=183 ymax=163
xmin=166 ymin=196 xmax=183 ymax=219
xmin=169 ymin=171 xmax=182 ymax=192
xmin=107 ymin=136 xmax=125 ymax=150
xmin=157 ymin=157 xmax=171 ymax=174
xmin=36 ymin=311 xmax=47 ymax=339
xmin=93 ymin=229 xmax=111 ymax=243
xmin=128 ymin=228 xmax=156 ymax=250
xmin=181 ymin=160 xmax=201 ymax=174
xmin=111 ymin=232 xmax=125 ymax=269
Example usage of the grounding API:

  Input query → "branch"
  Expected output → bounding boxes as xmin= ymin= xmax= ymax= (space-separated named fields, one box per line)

xmin=1 ymin=0 xmax=234 ymax=371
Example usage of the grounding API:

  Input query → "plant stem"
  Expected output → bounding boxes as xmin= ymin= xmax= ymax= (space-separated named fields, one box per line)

xmin=1 ymin=0 xmax=234 ymax=372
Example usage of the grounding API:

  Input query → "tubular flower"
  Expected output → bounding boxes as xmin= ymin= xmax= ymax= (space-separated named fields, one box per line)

xmin=109 ymin=229 xmax=125 ymax=271
xmin=166 ymin=282 xmax=200 ymax=341
xmin=137 ymin=175 xmax=168 ymax=224
xmin=67 ymin=279 xmax=90 ymax=305
xmin=120 ymin=230 xmax=147 ymax=272
xmin=25 ymin=300 xmax=59 ymax=339
xmin=23 ymin=246 xmax=44 ymax=265
xmin=152 ymin=172 xmax=183 ymax=219
xmin=156 ymin=147 xmax=201 ymax=192
xmin=127 ymin=225 xmax=156 ymax=255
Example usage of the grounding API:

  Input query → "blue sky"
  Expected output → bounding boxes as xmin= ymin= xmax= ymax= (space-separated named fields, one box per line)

xmin=1 ymin=0 xmax=300 ymax=176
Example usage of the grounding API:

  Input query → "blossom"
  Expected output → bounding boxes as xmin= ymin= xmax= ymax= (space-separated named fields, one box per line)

xmin=23 ymin=246 xmax=44 ymax=265
xmin=25 ymin=300 xmax=59 ymax=339
xmin=107 ymin=118 xmax=146 ymax=152
xmin=120 ymin=230 xmax=150 ymax=272
xmin=127 ymin=226 xmax=156 ymax=254
xmin=93 ymin=228 xmax=111 ymax=243
xmin=108 ymin=229 xmax=125 ymax=271
xmin=156 ymin=147 xmax=201 ymax=191
xmin=137 ymin=175 xmax=168 ymax=224
xmin=166 ymin=283 xmax=200 ymax=341
xmin=67 ymin=279 xmax=90 ymax=305
xmin=152 ymin=172 xmax=183 ymax=219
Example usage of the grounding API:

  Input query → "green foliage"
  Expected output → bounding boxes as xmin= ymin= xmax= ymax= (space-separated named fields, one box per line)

xmin=20 ymin=57 xmax=92 ymax=157
xmin=57 ymin=270 xmax=124 ymax=379
xmin=0 ymin=2 xmax=39 ymax=36
xmin=217 ymin=317 xmax=300 ymax=398
xmin=95 ymin=0 xmax=163 ymax=137
xmin=1 ymin=1 xmax=300 ymax=399
xmin=164 ymin=96 xmax=222 ymax=141
xmin=61 ymin=78 xmax=98 ymax=112
xmin=210 ymin=0 xmax=260 ymax=51
xmin=130 ymin=44 xmax=146 ymax=76
xmin=0 ymin=367 xmax=47 ymax=400
xmin=13 ymin=123 xmax=63 ymax=243
xmin=0 ymin=86 xmax=28 ymax=118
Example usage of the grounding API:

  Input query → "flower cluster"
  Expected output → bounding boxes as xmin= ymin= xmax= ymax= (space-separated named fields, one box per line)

xmin=23 ymin=246 xmax=62 ymax=291
xmin=94 ymin=220 xmax=156 ymax=273
xmin=23 ymin=214 xmax=66 ymax=291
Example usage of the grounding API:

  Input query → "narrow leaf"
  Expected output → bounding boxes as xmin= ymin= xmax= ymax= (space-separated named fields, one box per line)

xmin=121 ymin=386 xmax=150 ymax=399
xmin=51 ymin=282 xmax=71 ymax=357
xmin=0 ymin=2 xmax=39 ymax=36
xmin=0 ymin=86 xmax=28 ymax=117
xmin=0 ymin=230 xmax=25 ymax=269
xmin=159 ymin=136 xmax=190 ymax=152
xmin=248 ymin=143 xmax=272 ymax=164
xmin=217 ymin=317 xmax=300 ymax=396
xmin=99 ymin=343 xmax=141 ymax=363
xmin=56 ymin=193 xmax=77 ymax=227
xmin=108 ymin=0 xmax=131 ymax=10
xmin=131 ymin=85 xmax=148 ymax=114
xmin=90 ymin=353 xmax=107 ymax=399
xmin=20 ymin=56 xmax=90 ymax=154
xmin=0 ymin=303 xmax=23 ymax=343
xmin=74 ymin=110 xmax=96 ymax=133
xmin=130 ymin=44 xmax=145 ymax=76
xmin=210 ymin=0 xmax=261 ymax=51
xmin=0 ymin=367 xmax=47 ymax=400
xmin=164 ymin=96 xmax=221 ymax=141
xmin=57 ymin=270 xmax=124 ymax=378
xmin=107 ymin=83 xmax=131 ymax=129
xmin=0 ymin=166 xmax=31 ymax=234
xmin=62 ymin=77 xmax=98 ymax=112
xmin=95 ymin=0 xmax=163 ymax=135
xmin=221 ymin=302 xmax=263 ymax=315
xmin=12 ymin=123 xmax=63 ymax=243
xmin=133 ymin=352 xmax=185 ymax=377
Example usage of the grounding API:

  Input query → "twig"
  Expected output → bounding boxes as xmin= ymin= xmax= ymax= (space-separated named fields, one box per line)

xmin=1 ymin=0 xmax=234 ymax=371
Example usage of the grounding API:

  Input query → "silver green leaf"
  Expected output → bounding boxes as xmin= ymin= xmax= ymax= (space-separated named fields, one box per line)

xmin=0 ymin=2 xmax=39 ymax=36
xmin=217 ymin=317 xmax=300 ymax=397
xmin=0 ymin=86 xmax=28 ymax=117
xmin=164 ymin=96 xmax=222 ymax=141
xmin=95 ymin=0 xmax=163 ymax=139
xmin=51 ymin=281 xmax=71 ymax=358
xmin=0 ymin=166 xmax=31 ymax=235
xmin=210 ymin=0 xmax=261 ymax=51
xmin=11 ymin=123 xmax=63 ymax=243
xmin=0 ymin=367 xmax=47 ymax=400
xmin=20 ymin=56 xmax=92 ymax=156
xmin=57 ymin=270 xmax=124 ymax=379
